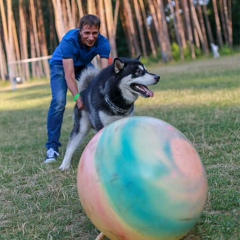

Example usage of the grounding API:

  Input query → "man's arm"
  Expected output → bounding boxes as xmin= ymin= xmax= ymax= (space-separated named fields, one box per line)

xmin=63 ymin=58 xmax=84 ymax=109
xmin=100 ymin=58 xmax=110 ymax=69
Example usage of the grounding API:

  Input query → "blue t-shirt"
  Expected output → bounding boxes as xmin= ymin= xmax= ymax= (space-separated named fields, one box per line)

xmin=50 ymin=29 xmax=111 ymax=68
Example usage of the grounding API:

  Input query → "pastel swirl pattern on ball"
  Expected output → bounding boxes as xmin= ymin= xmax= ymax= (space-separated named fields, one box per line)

xmin=78 ymin=116 xmax=208 ymax=240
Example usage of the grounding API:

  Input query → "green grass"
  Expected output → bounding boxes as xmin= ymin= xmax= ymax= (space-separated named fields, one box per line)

xmin=0 ymin=54 xmax=240 ymax=240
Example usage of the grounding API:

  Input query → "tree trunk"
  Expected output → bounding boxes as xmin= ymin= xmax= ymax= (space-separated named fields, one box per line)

xmin=168 ymin=0 xmax=184 ymax=60
xmin=61 ymin=0 xmax=68 ymax=30
xmin=175 ymin=0 xmax=187 ymax=49
xmin=196 ymin=3 xmax=209 ymax=54
xmin=192 ymin=23 xmax=200 ymax=48
xmin=29 ymin=23 xmax=37 ymax=78
xmin=30 ymin=0 xmax=43 ymax=77
xmin=52 ymin=0 xmax=66 ymax=40
xmin=202 ymin=3 xmax=214 ymax=44
xmin=98 ymin=0 xmax=107 ymax=37
xmin=189 ymin=0 xmax=208 ymax=54
xmin=219 ymin=0 xmax=228 ymax=45
xmin=104 ymin=0 xmax=118 ymax=58
xmin=158 ymin=0 xmax=172 ymax=61
xmin=212 ymin=0 xmax=223 ymax=47
xmin=122 ymin=0 xmax=141 ymax=57
xmin=48 ymin=0 xmax=58 ymax=53
xmin=113 ymin=0 xmax=120 ymax=36
xmin=71 ymin=0 xmax=77 ymax=27
xmin=227 ymin=0 xmax=232 ymax=47
xmin=11 ymin=10 xmax=22 ymax=76
xmin=223 ymin=0 xmax=231 ymax=47
xmin=19 ymin=0 xmax=30 ymax=79
xmin=149 ymin=0 xmax=169 ymax=62
xmin=148 ymin=0 xmax=160 ymax=47
xmin=181 ymin=0 xmax=195 ymax=59
xmin=76 ymin=0 xmax=84 ymax=18
xmin=138 ymin=0 xmax=157 ymax=58
xmin=36 ymin=0 xmax=50 ymax=78
xmin=0 ymin=0 xmax=10 ymax=80
xmin=65 ymin=0 xmax=75 ymax=29
xmin=120 ymin=10 xmax=132 ymax=57
xmin=133 ymin=0 xmax=147 ymax=57
xmin=0 ymin=0 xmax=8 ymax=48
xmin=88 ymin=0 xmax=96 ymax=14
xmin=7 ymin=0 xmax=16 ymax=85
xmin=0 ymin=35 xmax=7 ymax=81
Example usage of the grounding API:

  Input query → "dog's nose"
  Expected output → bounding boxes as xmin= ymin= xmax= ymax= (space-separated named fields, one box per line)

xmin=155 ymin=75 xmax=160 ymax=81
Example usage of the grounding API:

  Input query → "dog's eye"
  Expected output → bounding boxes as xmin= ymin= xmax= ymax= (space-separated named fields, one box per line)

xmin=135 ymin=68 xmax=143 ymax=75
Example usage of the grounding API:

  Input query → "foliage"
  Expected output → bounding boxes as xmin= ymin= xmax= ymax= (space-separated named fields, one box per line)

xmin=0 ymin=54 xmax=240 ymax=239
xmin=219 ymin=45 xmax=234 ymax=55
xmin=183 ymin=43 xmax=192 ymax=61
xmin=171 ymin=42 xmax=181 ymax=61
xmin=195 ymin=47 xmax=203 ymax=57
xmin=170 ymin=42 xmax=204 ymax=62
xmin=141 ymin=48 xmax=162 ymax=65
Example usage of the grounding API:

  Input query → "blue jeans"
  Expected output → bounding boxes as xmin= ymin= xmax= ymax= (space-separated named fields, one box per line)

xmin=45 ymin=63 xmax=93 ymax=151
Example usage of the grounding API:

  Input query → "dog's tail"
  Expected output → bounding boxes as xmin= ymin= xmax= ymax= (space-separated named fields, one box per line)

xmin=77 ymin=67 xmax=100 ymax=92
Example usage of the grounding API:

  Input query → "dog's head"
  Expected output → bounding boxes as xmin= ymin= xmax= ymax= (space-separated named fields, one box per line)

xmin=113 ymin=55 xmax=160 ymax=99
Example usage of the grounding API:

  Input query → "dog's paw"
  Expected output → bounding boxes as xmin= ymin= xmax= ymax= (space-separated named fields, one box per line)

xmin=59 ymin=163 xmax=70 ymax=171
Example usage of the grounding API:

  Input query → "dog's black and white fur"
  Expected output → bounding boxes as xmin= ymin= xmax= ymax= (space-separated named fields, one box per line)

xmin=59 ymin=56 xmax=160 ymax=170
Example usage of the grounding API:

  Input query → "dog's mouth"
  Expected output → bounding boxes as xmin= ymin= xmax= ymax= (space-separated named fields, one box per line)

xmin=130 ymin=83 xmax=154 ymax=98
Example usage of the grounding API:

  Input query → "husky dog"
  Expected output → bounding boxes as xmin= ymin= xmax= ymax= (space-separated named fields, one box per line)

xmin=59 ymin=56 xmax=160 ymax=170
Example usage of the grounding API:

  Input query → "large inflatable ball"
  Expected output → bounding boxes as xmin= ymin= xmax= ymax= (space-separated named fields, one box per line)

xmin=77 ymin=116 xmax=208 ymax=240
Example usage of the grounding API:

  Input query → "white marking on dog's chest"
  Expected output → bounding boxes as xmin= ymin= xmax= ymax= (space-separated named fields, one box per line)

xmin=99 ymin=111 xmax=129 ymax=127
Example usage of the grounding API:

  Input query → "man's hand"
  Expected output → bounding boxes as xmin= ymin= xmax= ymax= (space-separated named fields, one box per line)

xmin=76 ymin=97 xmax=84 ymax=109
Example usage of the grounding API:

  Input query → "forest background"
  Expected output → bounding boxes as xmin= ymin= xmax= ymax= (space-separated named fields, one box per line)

xmin=0 ymin=0 xmax=239 ymax=82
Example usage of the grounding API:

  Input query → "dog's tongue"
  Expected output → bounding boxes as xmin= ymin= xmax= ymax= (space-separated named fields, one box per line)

xmin=148 ymin=89 xmax=154 ymax=97
xmin=132 ymin=84 xmax=154 ymax=98
xmin=142 ymin=85 xmax=154 ymax=97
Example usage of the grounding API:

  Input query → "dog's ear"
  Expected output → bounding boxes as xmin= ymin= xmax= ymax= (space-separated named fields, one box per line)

xmin=136 ymin=54 xmax=142 ymax=61
xmin=114 ymin=58 xmax=125 ymax=74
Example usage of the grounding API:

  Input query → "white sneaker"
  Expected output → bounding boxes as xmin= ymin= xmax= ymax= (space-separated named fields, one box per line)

xmin=44 ymin=148 xmax=59 ymax=163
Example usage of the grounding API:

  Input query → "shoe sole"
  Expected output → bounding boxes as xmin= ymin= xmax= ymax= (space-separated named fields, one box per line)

xmin=44 ymin=158 xmax=57 ymax=164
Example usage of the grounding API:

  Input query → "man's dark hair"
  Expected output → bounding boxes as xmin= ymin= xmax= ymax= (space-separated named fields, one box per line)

xmin=79 ymin=14 xmax=101 ymax=30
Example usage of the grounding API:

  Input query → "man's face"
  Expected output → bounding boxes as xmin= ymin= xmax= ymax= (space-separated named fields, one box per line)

xmin=80 ymin=24 xmax=99 ymax=48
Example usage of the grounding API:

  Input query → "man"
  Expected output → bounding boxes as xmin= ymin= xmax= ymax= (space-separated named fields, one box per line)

xmin=45 ymin=14 xmax=111 ymax=163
